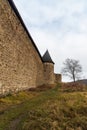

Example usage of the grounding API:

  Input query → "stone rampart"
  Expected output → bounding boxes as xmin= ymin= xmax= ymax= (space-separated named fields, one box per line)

xmin=0 ymin=0 xmax=61 ymax=95
xmin=0 ymin=0 xmax=44 ymax=95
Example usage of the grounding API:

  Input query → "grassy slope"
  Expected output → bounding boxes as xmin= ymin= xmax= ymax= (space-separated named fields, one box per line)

xmin=0 ymin=84 xmax=87 ymax=130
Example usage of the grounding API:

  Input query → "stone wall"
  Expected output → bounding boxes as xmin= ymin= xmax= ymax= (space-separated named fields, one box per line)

xmin=43 ymin=63 xmax=55 ymax=84
xmin=0 ymin=0 xmax=62 ymax=95
xmin=55 ymin=74 xmax=62 ymax=83
xmin=0 ymin=0 xmax=44 ymax=95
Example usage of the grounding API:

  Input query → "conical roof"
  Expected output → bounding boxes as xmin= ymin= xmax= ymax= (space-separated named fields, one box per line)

xmin=42 ymin=50 xmax=54 ymax=64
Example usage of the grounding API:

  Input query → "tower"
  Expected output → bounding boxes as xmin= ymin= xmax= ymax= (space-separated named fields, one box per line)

xmin=42 ymin=50 xmax=55 ymax=84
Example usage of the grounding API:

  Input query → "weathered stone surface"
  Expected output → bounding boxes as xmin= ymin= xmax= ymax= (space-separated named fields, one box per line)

xmin=0 ymin=0 xmax=44 ymax=94
xmin=55 ymin=74 xmax=62 ymax=83
xmin=44 ymin=63 xmax=55 ymax=84
xmin=0 ymin=0 xmax=61 ymax=95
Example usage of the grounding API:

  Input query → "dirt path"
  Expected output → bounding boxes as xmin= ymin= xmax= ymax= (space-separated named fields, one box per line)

xmin=5 ymin=114 xmax=25 ymax=130
xmin=8 ymin=118 xmax=21 ymax=130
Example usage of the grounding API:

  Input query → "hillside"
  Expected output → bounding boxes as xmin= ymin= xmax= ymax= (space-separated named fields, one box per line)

xmin=77 ymin=79 xmax=87 ymax=85
xmin=0 ymin=84 xmax=87 ymax=130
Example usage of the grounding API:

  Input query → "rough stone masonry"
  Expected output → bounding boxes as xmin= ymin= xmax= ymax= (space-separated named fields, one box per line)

xmin=0 ymin=0 xmax=61 ymax=95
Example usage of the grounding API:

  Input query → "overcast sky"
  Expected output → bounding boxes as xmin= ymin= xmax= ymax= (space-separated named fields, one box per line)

xmin=13 ymin=0 xmax=87 ymax=81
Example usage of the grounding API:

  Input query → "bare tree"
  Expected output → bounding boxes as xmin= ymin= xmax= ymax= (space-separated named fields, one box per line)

xmin=61 ymin=58 xmax=82 ymax=82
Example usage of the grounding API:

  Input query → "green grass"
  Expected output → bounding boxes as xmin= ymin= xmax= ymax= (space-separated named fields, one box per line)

xmin=0 ymin=84 xmax=87 ymax=130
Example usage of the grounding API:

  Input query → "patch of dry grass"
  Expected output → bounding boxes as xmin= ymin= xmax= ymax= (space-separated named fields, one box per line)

xmin=0 ymin=83 xmax=87 ymax=130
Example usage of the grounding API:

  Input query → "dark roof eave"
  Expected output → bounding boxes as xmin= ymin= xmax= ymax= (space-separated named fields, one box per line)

xmin=43 ymin=61 xmax=55 ymax=64
xmin=7 ymin=0 xmax=43 ymax=62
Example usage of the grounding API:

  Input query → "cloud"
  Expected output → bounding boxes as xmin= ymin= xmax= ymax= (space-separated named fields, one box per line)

xmin=14 ymin=0 xmax=87 ymax=81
